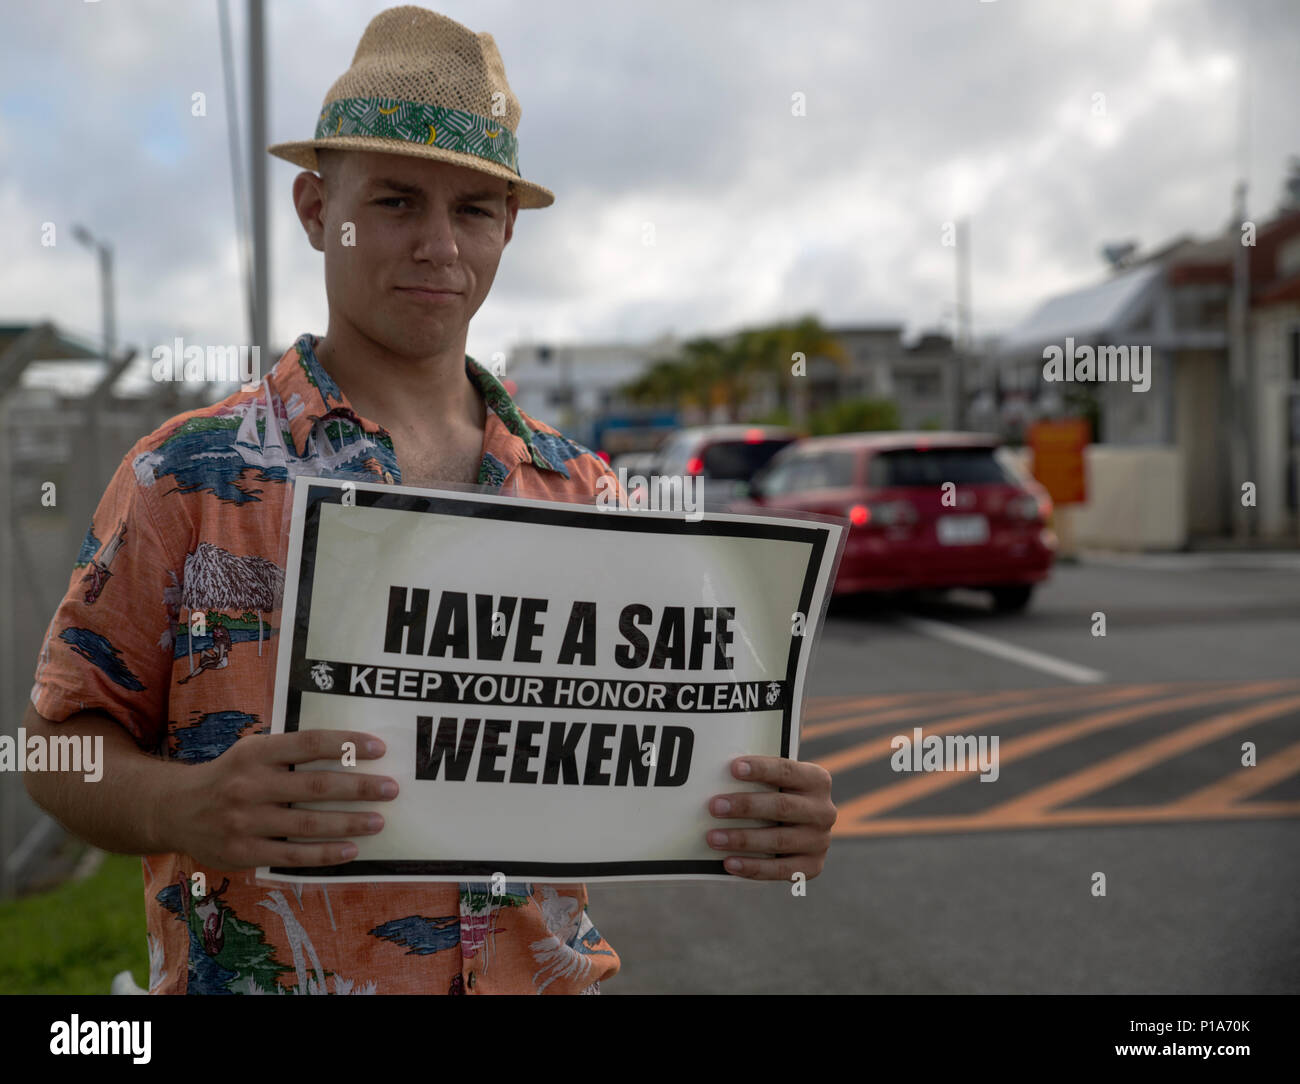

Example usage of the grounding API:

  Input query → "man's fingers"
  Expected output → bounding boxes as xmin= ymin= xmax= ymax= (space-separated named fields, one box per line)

xmin=720 ymin=853 xmax=822 ymax=881
xmin=268 ymin=767 xmax=398 ymax=805
xmin=733 ymin=755 xmax=831 ymax=794
xmin=260 ymin=804 xmax=386 ymax=841
xmin=707 ymin=824 xmax=823 ymax=856
xmin=709 ymin=788 xmax=831 ymax=827
xmin=259 ymin=730 xmax=387 ymax=765
xmin=257 ymin=839 xmax=363 ymax=869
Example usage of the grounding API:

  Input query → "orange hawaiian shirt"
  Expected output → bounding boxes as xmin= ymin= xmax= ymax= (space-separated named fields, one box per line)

xmin=31 ymin=333 xmax=623 ymax=994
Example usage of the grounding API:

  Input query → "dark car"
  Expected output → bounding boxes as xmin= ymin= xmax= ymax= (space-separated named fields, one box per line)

xmin=651 ymin=425 xmax=801 ymax=510
xmin=732 ymin=432 xmax=1056 ymax=611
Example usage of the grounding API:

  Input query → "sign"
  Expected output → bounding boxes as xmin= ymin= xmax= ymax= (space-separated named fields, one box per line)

xmin=258 ymin=478 xmax=844 ymax=884
xmin=1028 ymin=418 xmax=1090 ymax=505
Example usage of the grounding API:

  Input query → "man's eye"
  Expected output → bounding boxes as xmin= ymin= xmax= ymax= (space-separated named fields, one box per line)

xmin=378 ymin=197 xmax=409 ymax=208
xmin=463 ymin=206 xmax=491 ymax=217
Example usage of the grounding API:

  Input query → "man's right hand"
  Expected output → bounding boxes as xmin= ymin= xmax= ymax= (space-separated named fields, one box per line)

xmin=162 ymin=729 xmax=398 ymax=870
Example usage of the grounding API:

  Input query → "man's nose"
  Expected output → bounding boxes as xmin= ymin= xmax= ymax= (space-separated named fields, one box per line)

xmin=412 ymin=205 xmax=460 ymax=264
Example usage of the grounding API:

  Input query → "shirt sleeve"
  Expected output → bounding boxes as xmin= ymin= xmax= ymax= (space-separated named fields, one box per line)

xmin=30 ymin=440 xmax=186 ymax=752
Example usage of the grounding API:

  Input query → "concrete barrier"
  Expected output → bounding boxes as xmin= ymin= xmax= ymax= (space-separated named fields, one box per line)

xmin=1004 ymin=445 xmax=1187 ymax=551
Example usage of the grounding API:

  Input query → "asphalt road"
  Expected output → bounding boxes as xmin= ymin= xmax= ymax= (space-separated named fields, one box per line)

xmin=592 ymin=553 xmax=1300 ymax=993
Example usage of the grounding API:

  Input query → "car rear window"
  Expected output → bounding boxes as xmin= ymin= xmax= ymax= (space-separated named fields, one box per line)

xmin=867 ymin=447 xmax=1014 ymax=487
xmin=701 ymin=439 xmax=794 ymax=479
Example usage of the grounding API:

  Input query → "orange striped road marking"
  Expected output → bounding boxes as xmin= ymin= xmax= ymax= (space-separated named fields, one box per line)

xmin=831 ymin=801 xmax=1300 ymax=837
xmin=802 ymin=678 xmax=1246 ymax=727
xmin=983 ymin=692 xmax=1300 ymax=820
xmin=803 ymin=690 xmax=975 ymax=722
xmin=812 ymin=683 xmax=1169 ymax=778
xmin=800 ymin=682 xmax=1213 ymax=743
xmin=1163 ymin=737 xmax=1300 ymax=812
xmin=831 ymin=680 xmax=1300 ymax=824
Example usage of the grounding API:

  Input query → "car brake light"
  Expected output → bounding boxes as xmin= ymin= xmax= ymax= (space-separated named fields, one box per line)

xmin=744 ymin=428 xmax=765 ymax=443
xmin=685 ymin=456 xmax=703 ymax=475
xmin=848 ymin=504 xmax=870 ymax=526
xmin=862 ymin=500 xmax=917 ymax=527
xmin=1009 ymin=492 xmax=1048 ymax=521
xmin=596 ymin=450 xmax=610 ymax=464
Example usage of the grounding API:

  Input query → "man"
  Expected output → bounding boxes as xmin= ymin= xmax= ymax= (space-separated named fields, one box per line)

xmin=23 ymin=5 xmax=835 ymax=995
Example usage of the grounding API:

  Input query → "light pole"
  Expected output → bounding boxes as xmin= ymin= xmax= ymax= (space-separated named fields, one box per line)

xmin=70 ymin=224 xmax=117 ymax=474
xmin=71 ymin=225 xmax=116 ymax=370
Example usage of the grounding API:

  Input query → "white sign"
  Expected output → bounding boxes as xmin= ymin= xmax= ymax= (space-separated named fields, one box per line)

xmin=257 ymin=478 xmax=844 ymax=884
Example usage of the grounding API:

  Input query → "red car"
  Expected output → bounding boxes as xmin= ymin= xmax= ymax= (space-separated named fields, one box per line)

xmin=733 ymin=432 xmax=1056 ymax=611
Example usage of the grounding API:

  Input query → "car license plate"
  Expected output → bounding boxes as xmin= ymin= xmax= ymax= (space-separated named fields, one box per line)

xmin=936 ymin=515 xmax=989 ymax=545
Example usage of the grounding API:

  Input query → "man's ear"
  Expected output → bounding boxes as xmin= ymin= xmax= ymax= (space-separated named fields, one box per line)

xmin=503 ymin=193 xmax=520 ymax=246
xmin=292 ymin=170 xmax=329 ymax=253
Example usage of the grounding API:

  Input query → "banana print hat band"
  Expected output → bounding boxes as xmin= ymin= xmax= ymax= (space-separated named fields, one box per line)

xmin=268 ymin=5 xmax=554 ymax=209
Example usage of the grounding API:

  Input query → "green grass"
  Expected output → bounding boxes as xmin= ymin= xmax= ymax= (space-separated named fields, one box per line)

xmin=0 ymin=853 xmax=149 ymax=995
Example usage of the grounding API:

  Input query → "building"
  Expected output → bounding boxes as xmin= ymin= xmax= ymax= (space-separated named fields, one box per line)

xmin=995 ymin=204 xmax=1300 ymax=543
xmin=504 ymin=333 xmax=680 ymax=442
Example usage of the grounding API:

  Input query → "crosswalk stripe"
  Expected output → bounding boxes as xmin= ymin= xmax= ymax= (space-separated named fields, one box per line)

xmin=802 ymin=683 xmax=1185 ymax=742
xmin=982 ymin=693 xmax=1300 ymax=819
xmin=832 ymin=680 xmax=1299 ymax=823
xmin=1164 ymin=737 xmax=1300 ymax=811
xmin=812 ymin=684 xmax=1162 ymax=777
xmin=831 ymin=801 xmax=1300 ymax=837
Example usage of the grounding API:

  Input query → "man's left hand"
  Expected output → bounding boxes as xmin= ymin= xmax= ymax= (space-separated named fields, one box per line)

xmin=707 ymin=757 xmax=836 ymax=880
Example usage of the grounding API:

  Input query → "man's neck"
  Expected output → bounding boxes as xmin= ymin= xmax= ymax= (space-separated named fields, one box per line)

xmin=313 ymin=324 xmax=486 ymax=443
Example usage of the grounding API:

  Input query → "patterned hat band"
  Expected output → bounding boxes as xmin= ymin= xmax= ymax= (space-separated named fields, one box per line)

xmin=315 ymin=97 xmax=521 ymax=175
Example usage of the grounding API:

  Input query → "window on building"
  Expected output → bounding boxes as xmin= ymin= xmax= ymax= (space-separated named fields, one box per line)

xmin=892 ymin=369 xmax=942 ymax=398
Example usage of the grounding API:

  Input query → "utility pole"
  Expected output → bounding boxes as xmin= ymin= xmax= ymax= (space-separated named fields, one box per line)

xmin=249 ymin=0 xmax=269 ymax=363
xmin=1229 ymin=179 xmax=1253 ymax=541
xmin=955 ymin=217 xmax=971 ymax=431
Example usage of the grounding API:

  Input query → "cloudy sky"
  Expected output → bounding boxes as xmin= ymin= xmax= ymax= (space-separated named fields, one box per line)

xmin=3 ymin=0 xmax=1298 ymax=388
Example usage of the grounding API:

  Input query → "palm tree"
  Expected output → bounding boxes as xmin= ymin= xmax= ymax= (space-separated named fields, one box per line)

xmin=740 ymin=316 xmax=850 ymax=428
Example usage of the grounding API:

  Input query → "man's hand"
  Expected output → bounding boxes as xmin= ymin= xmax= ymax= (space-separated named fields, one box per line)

xmin=162 ymin=729 xmax=398 ymax=870
xmin=706 ymin=757 xmax=835 ymax=880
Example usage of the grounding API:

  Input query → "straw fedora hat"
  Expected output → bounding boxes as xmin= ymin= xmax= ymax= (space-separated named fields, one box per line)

xmin=268 ymin=5 xmax=554 ymax=209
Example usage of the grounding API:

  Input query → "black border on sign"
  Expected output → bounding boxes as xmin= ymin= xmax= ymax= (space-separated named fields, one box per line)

xmin=271 ymin=480 xmax=831 ymax=880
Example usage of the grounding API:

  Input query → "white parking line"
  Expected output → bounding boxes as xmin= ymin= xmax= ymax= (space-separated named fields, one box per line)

xmin=896 ymin=616 xmax=1107 ymax=684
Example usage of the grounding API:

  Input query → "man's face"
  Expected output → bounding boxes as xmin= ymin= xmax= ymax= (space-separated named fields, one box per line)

xmin=294 ymin=150 xmax=519 ymax=359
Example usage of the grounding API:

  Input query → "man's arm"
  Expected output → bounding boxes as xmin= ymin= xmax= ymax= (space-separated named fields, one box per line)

xmin=20 ymin=702 xmax=399 ymax=868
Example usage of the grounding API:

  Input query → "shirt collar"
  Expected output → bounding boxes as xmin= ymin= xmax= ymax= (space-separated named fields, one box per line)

xmin=267 ymin=333 xmax=563 ymax=475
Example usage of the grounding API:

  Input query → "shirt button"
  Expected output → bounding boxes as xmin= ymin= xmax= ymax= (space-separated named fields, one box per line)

xmin=467 ymin=970 xmax=477 ymax=989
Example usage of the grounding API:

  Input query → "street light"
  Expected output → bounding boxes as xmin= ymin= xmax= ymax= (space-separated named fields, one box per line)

xmin=70 ymin=223 xmax=116 ymax=373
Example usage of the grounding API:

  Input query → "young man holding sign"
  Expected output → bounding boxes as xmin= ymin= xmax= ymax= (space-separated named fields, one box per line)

xmin=23 ymin=6 xmax=835 ymax=995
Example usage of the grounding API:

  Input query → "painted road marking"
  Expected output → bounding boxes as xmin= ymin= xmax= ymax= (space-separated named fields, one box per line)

xmin=896 ymin=615 xmax=1107 ymax=684
xmin=811 ymin=683 xmax=1158 ymax=777
xmin=984 ymin=692 xmax=1300 ymax=819
xmin=802 ymin=681 xmax=1300 ymax=837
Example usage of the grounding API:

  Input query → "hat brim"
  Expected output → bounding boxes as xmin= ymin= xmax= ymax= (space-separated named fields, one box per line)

xmin=267 ymin=136 xmax=555 ymax=209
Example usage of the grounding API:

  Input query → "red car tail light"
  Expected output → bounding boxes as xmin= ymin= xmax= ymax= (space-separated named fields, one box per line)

xmin=685 ymin=456 xmax=703 ymax=475
xmin=848 ymin=504 xmax=870 ymax=526
xmin=1008 ymin=491 xmax=1050 ymax=521
xmin=862 ymin=500 xmax=917 ymax=527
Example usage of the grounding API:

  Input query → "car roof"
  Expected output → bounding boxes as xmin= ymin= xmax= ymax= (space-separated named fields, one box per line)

xmin=670 ymin=425 xmax=799 ymax=441
xmin=780 ymin=430 xmax=1001 ymax=453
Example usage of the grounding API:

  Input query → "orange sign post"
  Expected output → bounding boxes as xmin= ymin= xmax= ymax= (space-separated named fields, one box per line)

xmin=1027 ymin=418 xmax=1090 ymax=506
xmin=1027 ymin=419 xmax=1089 ymax=560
